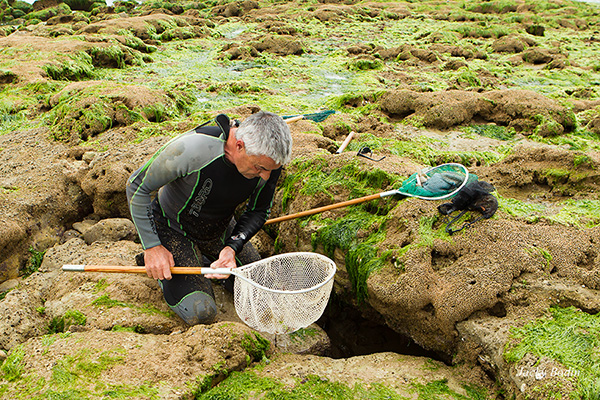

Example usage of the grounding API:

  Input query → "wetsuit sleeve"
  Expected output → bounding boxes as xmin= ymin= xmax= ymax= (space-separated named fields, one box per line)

xmin=224 ymin=167 xmax=282 ymax=253
xmin=126 ymin=133 xmax=223 ymax=249
xmin=126 ymin=146 xmax=183 ymax=250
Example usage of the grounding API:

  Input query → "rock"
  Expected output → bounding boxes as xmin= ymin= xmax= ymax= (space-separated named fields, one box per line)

xmin=254 ymin=352 xmax=493 ymax=398
xmin=82 ymin=218 xmax=137 ymax=244
xmin=0 ymin=238 xmax=186 ymax=349
xmin=72 ymin=219 xmax=98 ymax=235
xmin=82 ymin=151 xmax=96 ymax=164
xmin=379 ymin=89 xmax=576 ymax=134
xmin=0 ymin=284 xmax=48 ymax=351
xmin=456 ymin=276 xmax=600 ymax=399
xmin=261 ymin=323 xmax=332 ymax=355
xmin=0 ymin=323 xmax=260 ymax=399
xmin=0 ymin=278 xmax=20 ymax=292
xmin=60 ymin=229 xmax=83 ymax=244
xmin=249 ymin=229 xmax=275 ymax=258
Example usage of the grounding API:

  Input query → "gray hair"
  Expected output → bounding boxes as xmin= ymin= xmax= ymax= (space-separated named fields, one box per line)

xmin=235 ymin=111 xmax=293 ymax=165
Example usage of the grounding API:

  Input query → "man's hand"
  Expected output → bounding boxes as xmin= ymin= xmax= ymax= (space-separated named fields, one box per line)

xmin=144 ymin=245 xmax=175 ymax=280
xmin=206 ymin=246 xmax=236 ymax=279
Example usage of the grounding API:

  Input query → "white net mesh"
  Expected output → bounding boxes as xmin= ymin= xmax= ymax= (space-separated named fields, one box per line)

xmin=233 ymin=252 xmax=337 ymax=334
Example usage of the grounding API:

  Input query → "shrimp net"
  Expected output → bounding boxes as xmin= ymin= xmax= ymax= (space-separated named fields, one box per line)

xmin=232 ymin=252 xmax=336 ymax=334
xmin=397 ymin=163 xmax=475 ymax=200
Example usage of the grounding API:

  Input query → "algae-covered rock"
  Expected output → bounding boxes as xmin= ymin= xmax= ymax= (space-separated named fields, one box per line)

xmin=379 ymin=89 xmax=576 ymax=136
xmin=0 ymin=323 xmax=260 ymax=399
xmin=47 ymin=80 xmax=189 ymax=143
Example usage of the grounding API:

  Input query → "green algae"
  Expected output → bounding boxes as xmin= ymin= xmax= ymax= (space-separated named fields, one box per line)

xmin=550 ymin=199 xmax=600 ymax=228
xmin=241 ymin=332 xmax=270 ymax=363
xmin=0 ymin=106 xmax=29 ymax=136
xmin=278 ymin=156 xmax=402 ymax=301
xmin=542 ymin=168 xmax=571 ymax=183
xmin=118 ymin=31 xmax=158 ymax=54
xmin=0 ymin=342 xmax=160 ymax=400
xmin=0 ymin=0 xmax=32 ymax=22
xmin=25 ymin=3 xmax=71 ymax=22
xmin=0 ymin=345 xmax=25 ymax=382
xmin=194 ymin=368 xmax=489 ymax=400
xmin=524 ymin=246 xmax=553 ymax=273
xmin=498 ymin=195 xmax=600 ymax=228
xmin=89 ymin=19 xmax=388 ymax=114
xmin=48 ymin=310 xmax=87 ymax=334
xmin=417 ymin=215 xmax=453 ymax=248
xmin=451 ymin=24 xmax=510 ymax=40
xmin=133 ymin=120 xmax=182 ymax=142
xmin=530 ymin=130 xmax=600 ymax=153
xmin=574 ymin=154 xmax=593 ymax=168
xmin=92 ymin=294 xmax=172 ymax=317
xmin=462 ymin=124 xmax=516 ymax=141
xmin=44 ymin=79 xmax=196 ymax=142
xmin=289 ymin=327 xmax=320 ymax=343
xmin=196 ymin=370 xmax=409 ymax=400
xmin=43 ymin=51 xmax=95 ymax=81
xmin=346 ymin=58 xmax=384 ymax=71
xmin=346 ymin=132 xmax=506 ymax=166
xmin=504 ymin=306 xmax=600 ymax=399
xmin=55 ymin=0 xmax=599 ymax=122
xmin=22 ymin=247 xmax=45 ymax=278
xmin=91 ymin=294 xmax=128 ymax=308
xmin=48 ymin=99 xmax=114 ymax=141
xmin=280 ymin=157 xmax=401 ymax=213
xmin=312 ymin=209 xmax=389 ymax=302
xmin=93 ymin=278 xmax=109 ymax=293
xmin=88 ymin=44 xmax=144 ymax=69
xmin=410 ymin=378 xmax=489 ymax=400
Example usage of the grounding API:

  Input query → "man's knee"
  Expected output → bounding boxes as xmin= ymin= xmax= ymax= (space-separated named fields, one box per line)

xmin=169 ymin=291 xmax=217 ymax=325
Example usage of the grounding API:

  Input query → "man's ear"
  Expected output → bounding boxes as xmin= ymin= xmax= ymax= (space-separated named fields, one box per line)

xmin=236 ymin=140 xmax=245 ymax=151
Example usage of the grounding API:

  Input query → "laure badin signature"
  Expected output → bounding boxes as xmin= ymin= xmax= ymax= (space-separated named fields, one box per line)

xmin=516 ymin=366 xmax=580 ymax=381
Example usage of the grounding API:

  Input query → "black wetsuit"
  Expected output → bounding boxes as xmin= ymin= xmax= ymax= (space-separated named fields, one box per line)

xmin=126 ymin=114 xmax=281 ymax=324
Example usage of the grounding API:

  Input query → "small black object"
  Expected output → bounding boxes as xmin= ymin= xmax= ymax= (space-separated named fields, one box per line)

xmin=357 ymin=146 xmax=386 ymax=162
xmin=438 ymin=180 xmax=498 ymax=234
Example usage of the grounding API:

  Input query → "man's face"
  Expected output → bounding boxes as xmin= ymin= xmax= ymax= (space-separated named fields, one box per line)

xmin=236 ymin=149 xmax=280 ymax=180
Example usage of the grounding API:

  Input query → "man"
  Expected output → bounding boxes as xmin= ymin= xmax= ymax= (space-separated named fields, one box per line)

xmin=126 ymin=111 xmax=292 ymax=325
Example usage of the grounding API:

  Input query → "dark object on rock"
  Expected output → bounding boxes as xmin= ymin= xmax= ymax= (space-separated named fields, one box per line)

xmin=438 ymin=180 xmax=498 ymax=234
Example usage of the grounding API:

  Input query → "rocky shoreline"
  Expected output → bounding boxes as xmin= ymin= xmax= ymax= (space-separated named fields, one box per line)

xmin=1 ymin=0 xmax=600 ymax=398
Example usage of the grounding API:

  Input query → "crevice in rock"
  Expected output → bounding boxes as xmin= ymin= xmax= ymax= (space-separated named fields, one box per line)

xmin=317 ymin=299 xmax=444 ymax=362
xmin=422 ymin=302 xmax=435 ymax=315
xmin=431 ymin=249 xmax=458 ymax=271
xmin=487 ymin=301 xmax=507 ymax=318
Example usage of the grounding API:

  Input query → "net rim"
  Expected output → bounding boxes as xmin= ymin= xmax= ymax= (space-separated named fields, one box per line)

xmin=234 ymin=252 xmax=336 ymax=295
xmin=396 ymin=162 xmax=469 ymax=200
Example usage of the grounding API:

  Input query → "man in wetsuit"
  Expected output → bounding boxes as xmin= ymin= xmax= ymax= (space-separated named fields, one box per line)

xmin=126 ymin=111 xmax=292 ymax=325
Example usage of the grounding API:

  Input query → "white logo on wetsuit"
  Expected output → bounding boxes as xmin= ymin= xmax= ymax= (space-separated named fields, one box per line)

xmin=189 ymin=178 xmax=213 ymax=217
xmin=230 ymin=232 xmax=246 ymax=242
